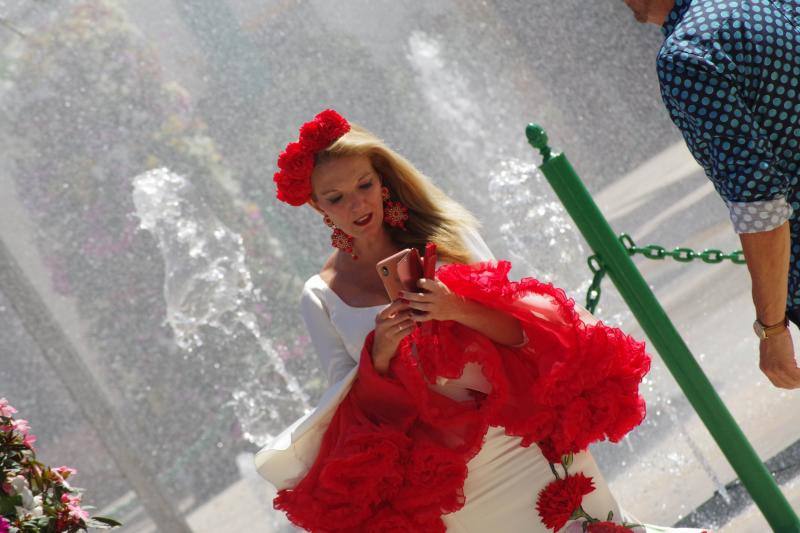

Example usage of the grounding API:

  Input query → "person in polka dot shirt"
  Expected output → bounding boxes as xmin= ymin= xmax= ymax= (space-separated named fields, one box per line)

xmin=623 ymin=0 xmax=800 ymax=389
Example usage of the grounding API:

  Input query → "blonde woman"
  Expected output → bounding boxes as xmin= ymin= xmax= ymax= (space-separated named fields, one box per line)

xmin=256 ymin=110 xmax=707 ymax=533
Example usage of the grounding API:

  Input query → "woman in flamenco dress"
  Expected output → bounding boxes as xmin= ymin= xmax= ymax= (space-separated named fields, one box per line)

xmin=256 ymin=109 xmax=709 ymax=533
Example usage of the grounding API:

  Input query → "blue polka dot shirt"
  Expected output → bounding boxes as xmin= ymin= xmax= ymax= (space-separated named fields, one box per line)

xmin=657 ymin=0 xmax=800 ymax=235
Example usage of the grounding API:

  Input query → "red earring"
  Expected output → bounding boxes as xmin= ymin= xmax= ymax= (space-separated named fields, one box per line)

xmin=381 ymin=186 xmax=409 ymax=230
xmin=324 ymin=214 xmax=357 ymax=259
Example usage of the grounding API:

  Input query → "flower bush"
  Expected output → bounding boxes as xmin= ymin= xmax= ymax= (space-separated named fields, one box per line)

xmin=0 ymin=399 xmax=120 ymax=532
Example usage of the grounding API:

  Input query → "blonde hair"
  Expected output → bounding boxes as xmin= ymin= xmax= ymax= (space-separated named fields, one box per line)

xmin=316 ymin=124 xmax=478 ymax=265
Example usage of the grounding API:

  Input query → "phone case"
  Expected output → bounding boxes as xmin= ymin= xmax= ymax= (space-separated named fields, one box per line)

xmin=376 ymin=245 xmax=434 ymax=301
xmin=396 ymin=248 xmax=423 ymax=291
xmin=376 ymin=249 xmax=413 ymax=300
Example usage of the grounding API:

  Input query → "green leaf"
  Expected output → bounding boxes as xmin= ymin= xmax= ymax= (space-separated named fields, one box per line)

xmin=607 ymin=510 xmax=614 ymax=521
xmin=91 ymin=515 xmax=124 ymax=527
xmin=0 ymin=494 xmax=23 ymax=514
xmin=561 ymin=453 xmax=574 ymax=470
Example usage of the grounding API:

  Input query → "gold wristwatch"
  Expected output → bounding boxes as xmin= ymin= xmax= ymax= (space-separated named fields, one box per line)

xmin=753 ymin=316 xmax=789 ymax=340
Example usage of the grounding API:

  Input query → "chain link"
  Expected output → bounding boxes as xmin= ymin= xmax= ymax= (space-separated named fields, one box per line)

xmin=618 ymin=233 xmax=746 ymax=265
xmin=585 ymin=255 xmax=605 ymax=314
xmin=584 ymin=234 xmax=746 ymax=311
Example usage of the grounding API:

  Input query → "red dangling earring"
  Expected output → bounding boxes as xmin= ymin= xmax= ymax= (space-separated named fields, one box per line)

xmin=381 ymin=186 xmax=409 ymax=230
xmin=324 ymin=214 xmax=357 ymax=260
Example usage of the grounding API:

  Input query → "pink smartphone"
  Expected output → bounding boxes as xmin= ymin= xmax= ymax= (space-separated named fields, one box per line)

xmin=376 ymin=248 xmax=423 ymax=300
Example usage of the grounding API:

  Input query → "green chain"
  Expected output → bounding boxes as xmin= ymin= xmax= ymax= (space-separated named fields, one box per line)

xmin=584 ymin=234 xmax=745 ymax=313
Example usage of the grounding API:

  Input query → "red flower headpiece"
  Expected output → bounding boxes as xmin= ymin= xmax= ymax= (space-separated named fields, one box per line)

xmin=273 ymin=109 xmax=351 ymax=206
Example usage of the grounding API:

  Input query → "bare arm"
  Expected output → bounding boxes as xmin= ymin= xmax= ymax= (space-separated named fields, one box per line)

xmin=450 ymin=298 xmax=525 ymax=346
xmin=739 ymin=221 xmax=800 ymax=389
xmin=403 ymin=278 xmax=524 ymax=346
xmin=739 ymin=221 xmax=790 ymax=325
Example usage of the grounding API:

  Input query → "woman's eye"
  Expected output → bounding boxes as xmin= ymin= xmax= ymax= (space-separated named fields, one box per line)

xmin=328 ymin=196 xmax=342 ymax=204
xmin=359 ymin=181 xmax=372 ymax=190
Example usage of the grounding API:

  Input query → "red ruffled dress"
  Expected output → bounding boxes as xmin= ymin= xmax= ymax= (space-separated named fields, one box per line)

xmin=256 ymin=233 xmax=710 ymax=533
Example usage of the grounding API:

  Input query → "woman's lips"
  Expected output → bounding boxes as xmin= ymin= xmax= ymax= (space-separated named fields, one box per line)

xmin=353 ymin=213 xmax=373 ymax=226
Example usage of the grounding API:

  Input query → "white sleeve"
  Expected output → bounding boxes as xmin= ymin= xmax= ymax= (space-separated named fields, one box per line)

xmin=461 ymin=225 xmax=495 ymax=262
xmin=300 ymin=285 xmax=357 ymax=385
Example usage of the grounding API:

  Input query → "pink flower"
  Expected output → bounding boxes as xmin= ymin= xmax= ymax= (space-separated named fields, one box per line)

xmin=12 ymin=419 xmax=37 ymax=448
xmin=61 ymin=492 xmax=89 ymax=522
xmin=0 ymin=516 xmax=9 ymax=533
xmin=53 ymin=466 xmax=77 ymax=483
xmin=13 ymin=418 xmax=31 ymax=434
xmin=0 ymin=398 xmax=17 ymax=418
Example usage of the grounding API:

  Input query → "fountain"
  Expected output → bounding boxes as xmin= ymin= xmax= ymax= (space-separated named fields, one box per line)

xmin=0 ymin=1 xmax=795 ymax=531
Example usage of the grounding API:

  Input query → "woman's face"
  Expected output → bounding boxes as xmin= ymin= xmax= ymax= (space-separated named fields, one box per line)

xmin=310 ymin=154 xmax=386 ymax=239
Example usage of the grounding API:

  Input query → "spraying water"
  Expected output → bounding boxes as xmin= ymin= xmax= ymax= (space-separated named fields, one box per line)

xmin=132 ymin=167 xmax=310 ymax=446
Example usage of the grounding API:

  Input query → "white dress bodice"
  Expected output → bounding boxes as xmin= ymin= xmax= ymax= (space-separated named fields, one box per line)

xmin=299 ymin=225 xmax=495 ymax=386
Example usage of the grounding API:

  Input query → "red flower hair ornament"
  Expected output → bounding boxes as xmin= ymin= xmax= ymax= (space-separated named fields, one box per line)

xmin=273 ymin=109 xmax=351 ymax=206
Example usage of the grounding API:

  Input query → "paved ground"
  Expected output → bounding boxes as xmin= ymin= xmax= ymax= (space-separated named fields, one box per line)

xmin=593 ymin=141 xmax=800 ymax=531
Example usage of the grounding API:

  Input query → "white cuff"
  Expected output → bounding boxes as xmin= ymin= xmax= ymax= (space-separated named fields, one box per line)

xmin=726 ymin=197 xmax=792 ymax=234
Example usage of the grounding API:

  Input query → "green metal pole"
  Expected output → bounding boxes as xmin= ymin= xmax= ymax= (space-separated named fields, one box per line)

xmin=526 ymin=124 xmax=800 ymax=533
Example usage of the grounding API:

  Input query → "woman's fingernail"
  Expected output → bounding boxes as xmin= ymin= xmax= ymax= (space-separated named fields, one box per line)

xmin=400 ymin=298 xmax=409 ymax=304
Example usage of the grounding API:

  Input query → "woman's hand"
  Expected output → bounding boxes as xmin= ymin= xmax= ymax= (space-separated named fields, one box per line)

xmin=372 ymin=299 xmax=415 ymax=374
xmin=404 ymin=278 xmax=525 ymax=346
xmin=401 ymin=278 xmax=467 ymax=322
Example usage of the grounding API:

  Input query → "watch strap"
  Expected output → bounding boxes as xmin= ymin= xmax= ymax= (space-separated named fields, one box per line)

xmin=757 ymin=316 xmax=789 ymax=339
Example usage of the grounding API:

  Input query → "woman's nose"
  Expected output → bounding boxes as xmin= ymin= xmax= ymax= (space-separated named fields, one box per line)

xmin=349 ymin=195 xmax=366 ymax=212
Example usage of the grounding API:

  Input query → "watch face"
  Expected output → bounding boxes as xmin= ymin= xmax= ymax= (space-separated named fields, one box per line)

xmin=753 ymin=320 xmax=765 ymax=339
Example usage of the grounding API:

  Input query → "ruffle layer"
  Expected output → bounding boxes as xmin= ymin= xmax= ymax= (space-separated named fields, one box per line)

xmin=275 ymin=261 xmax=650 ymax=531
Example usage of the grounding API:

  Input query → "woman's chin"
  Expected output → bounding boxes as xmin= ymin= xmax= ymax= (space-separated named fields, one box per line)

xmin=351 ymin=222 xmax=385 ymax=241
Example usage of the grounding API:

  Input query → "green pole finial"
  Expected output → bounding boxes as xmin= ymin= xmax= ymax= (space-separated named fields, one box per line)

xmin=525 ymin=123 xmax=552 ymax=162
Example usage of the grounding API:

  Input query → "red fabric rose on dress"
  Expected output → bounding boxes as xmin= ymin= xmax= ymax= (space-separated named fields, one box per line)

xmin=535 ymin=473 xmax=596 ymax=532
xmin=365 ymin=507 xmax=443 ymax=533
xmin=394 ymin=444 xmax=468 ymax=518
xmin=586 ymin=521 xmax=636 ymax=532
xmin=299 ymin=108 xmax=350 ymax=152
xmin=318 ymin=428 xmax=409 ymax=506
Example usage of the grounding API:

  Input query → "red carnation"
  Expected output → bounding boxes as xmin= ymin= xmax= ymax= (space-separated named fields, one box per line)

xmin=274 ymin=142 xmax=314 ymax=206
xmin=274 ymin=110 xmax=350 ymax=206
xmin=277 ymin=142 xmax=313 ymax=173
xmin=274 ymin=170 xmax=312 ymax=206
xmin=299 ymin=109 xmax=350 ymax=152
xmin=535 ymin=473 xmax=595 ymax=532
xmin=586 ymin=521 xmax=635 ymax=532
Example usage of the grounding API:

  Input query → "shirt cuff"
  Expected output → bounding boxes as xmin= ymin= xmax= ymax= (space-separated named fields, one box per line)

xmin=726 ymin=197 xmax=793 ymax=234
